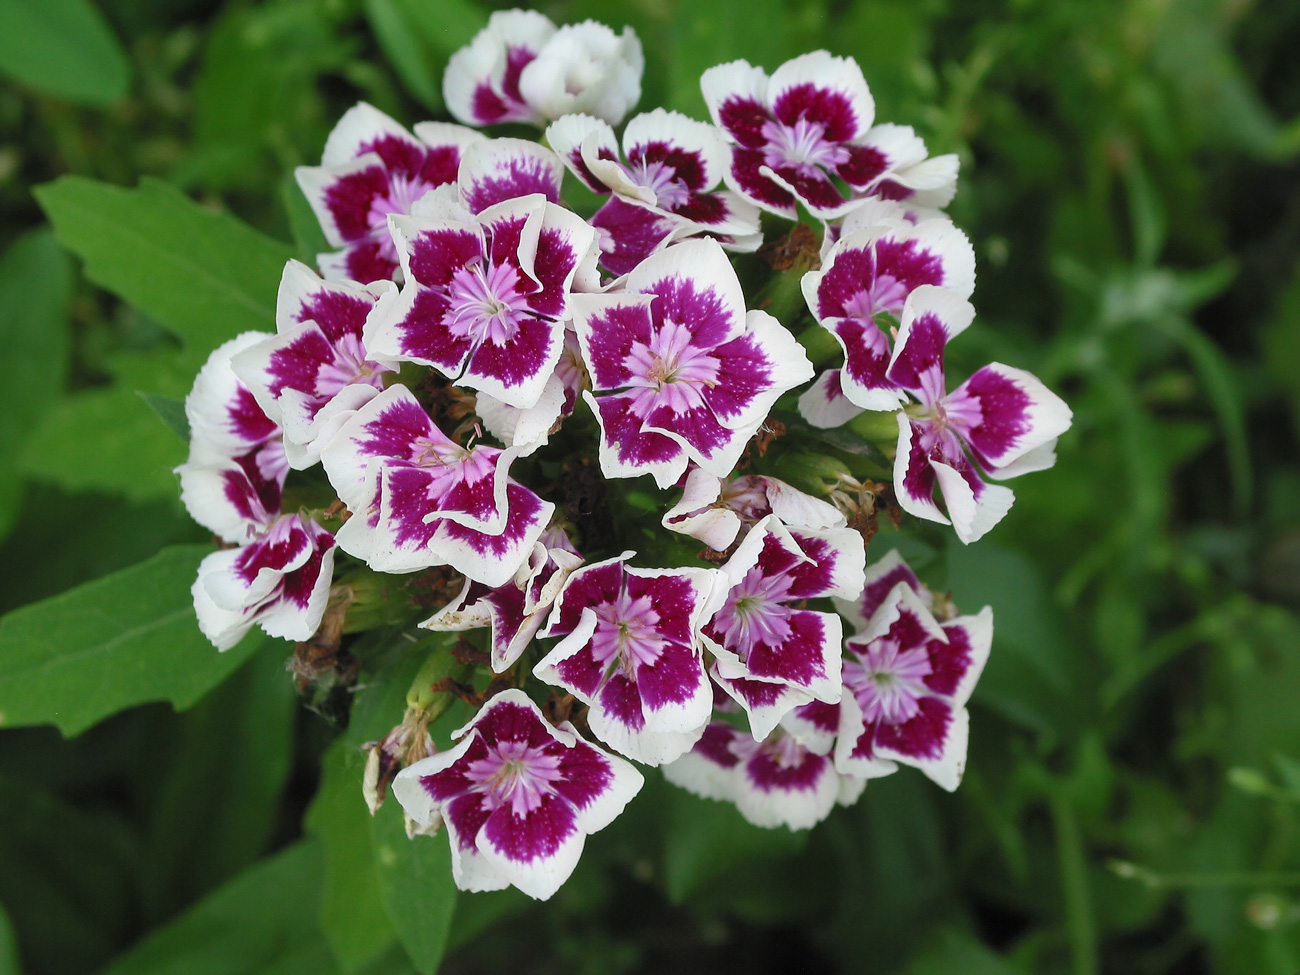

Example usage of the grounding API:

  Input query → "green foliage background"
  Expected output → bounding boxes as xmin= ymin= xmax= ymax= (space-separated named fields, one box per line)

xmin=1 ymin=0 xmax=1299 ymax=972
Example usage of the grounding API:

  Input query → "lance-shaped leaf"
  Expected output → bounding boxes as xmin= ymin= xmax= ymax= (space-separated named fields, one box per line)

xmin=34 ymin=177 xmax=294 ymax=370
xmin=0 ymin=545 xmax=266 ymax=736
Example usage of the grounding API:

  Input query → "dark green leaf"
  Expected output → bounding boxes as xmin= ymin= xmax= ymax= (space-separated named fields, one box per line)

xmin=0 ymin=0 xmax=130 ymax=104
xmin=306 ymin=740 xmax=397 ymax=972
xmin=139 ymin=391 xmax=191 ymax=442
xmin=282 ymin=172 xmax=330 ymax=268
xmin=138 ymin=647 xmax=298 ymax=921
xmin=660 ymin=784 xmax=805 ymax=904
xmin=34 ymin=176 xmax=293 ymax=368
xmin=0 ymin=545 xmax=264 ymax=736
xmin=369 ymin=802 xmax=457 ymax=975
xmin=0 ymin=902 xmax=16 ymax=975
xmin=101 ymin=842 xmax=337 ymax=975
xmin=365 ymin=0 xmax=439 ymax=108
xmin=0 ymin=770 xmax=140 ymax=975
xmin=0 ymin=228 xmax=74 ymax=542
xmin=20 ymin=384 xmax=187 ymax=502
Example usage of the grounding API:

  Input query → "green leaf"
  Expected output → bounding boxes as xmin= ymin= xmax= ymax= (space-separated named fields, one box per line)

xmin=20 ymin=384 xmax=187 ymax=502
xmin=342 ymin=636 xmax=459 ymax=973
xmin=660 ymin=784 xmax=805 ymax=904
xmin=905 ymin=927 xmax=1024 ymax=975
xmin=138 ymin=647 xmax=298 ymax=922
xmin=0 ymin=770 xmax=140 ymax=975
xmin=282 ymin=172 xmax=329 ymax=268
xmin=369 ymin=802 xmax=457 ymax=975
xmin=0 ymin=228 xmax=74 ymax=541
xmin=0 ymin=544 xmax=265 ymax=736
xmin=101 ymin=842 xmax=337 ymax=975
xmin=139 ymin=391 xmax=190 ymax=442
xmin=307 ymin=740 xmax=397 ymax=972
xmin=34 ymin=176 xmax=293 ymax=369
xmin=0 ymin=902 xmax=16 ymax=975
xmin=364 ymin=0 xmax=439 ymax=108
xmin=947 ymin=542 xmax=1083 ymax=742
xmin=363 ymin=0 xmax=485 ymax=110
xmin=1147 ymin=314 xmax=1252 ymax=517
xmin=0 ymin=0 xmax=130 ymax=104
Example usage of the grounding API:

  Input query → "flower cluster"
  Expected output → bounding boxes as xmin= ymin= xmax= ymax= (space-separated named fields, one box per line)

xmin=176 ymin=11 xmax=1072 ymax=902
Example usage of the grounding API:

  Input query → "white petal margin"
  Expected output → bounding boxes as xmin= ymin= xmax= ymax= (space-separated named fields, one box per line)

xmin=622 ymin=108 xmax=731 ymax=198
xmin=733 ymin=745 xmax=841 ymax=831
xmin=887 ymin=284 xmax=977 ymax=378
xmin=660 ymin=468 xmax=743 ymax=551
xmin=932 ymin=459 xmax=1015 ymax=545
xmin=943 ymin=607 xmax=994 ymax=708
xmin=442 ymin=10 xmax=555 ymax=127
xmin=798 ymin=369 xmax=866 ymax=429
xmin=700 ymin=59 xmax=770 ymax=131
xmin=545 ymin=113 xmax=619 ymax=193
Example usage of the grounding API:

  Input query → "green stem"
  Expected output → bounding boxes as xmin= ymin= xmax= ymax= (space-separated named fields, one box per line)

xmin=1051 ymin=793 xmax=1098 ymax=975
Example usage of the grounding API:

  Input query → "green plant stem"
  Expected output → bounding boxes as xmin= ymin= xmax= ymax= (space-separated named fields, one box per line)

xmin=1050 ymin=793 xmax=1098 ymax=975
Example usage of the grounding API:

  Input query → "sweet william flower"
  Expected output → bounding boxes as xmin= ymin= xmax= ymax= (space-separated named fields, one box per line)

xmin=423 ymin=525 xmax=583 ymax=673
xmin=836 ymin=581 xmax=992 ymax=791
xmin=320 ymin=384 xmax=553 ymax=586
xmin=295 ymin=102 xmax=485 ymax=284
xmin=703 ymin=516 xmax=865 ymax=739
xmin=534 ymin=553 xmax=725 ymax=765
xmin=177 ymin=332 xmax=289 ymax=544
xmin=546 ymin=109 xmax=762 ymax=275
xmin=702 ymin=51 xmax=878 ymax=220
xmin=661 ymin=467 xmax=846 ymax=553
xmin=393 ymin=689 xmax=643 ymax=900
xmin=572 ymin=238 xmax=814 ymax=488
xmin=887 ymin=285 xmax=1073 ymax=543
xmin=445 ymin=11 xmax=643 ymax=128
xmin=366 ymin=191 xmax=597 ymax=411
xmin=664 ymin=720 xmax=865 ymax=830
xmin=231 ymin=261 xmax=399 ymax=469
xmin=801 ymin=213 xmax=976 ymax=413
xmin=192 ymin=514 xmax=336 ymax=651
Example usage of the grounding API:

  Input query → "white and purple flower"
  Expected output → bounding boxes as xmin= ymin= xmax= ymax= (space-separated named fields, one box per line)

xmin=445 ymin=11 xmax=643 ymax=128
xmin=887 ymin=285 xmax=1073 ymax=543
xmin=230 ymin=261 xmax=398 ymax=469
xmin=366 ymin=192 xmax=597 ymax=411
xmin=572 ymin=239 xmax=814 ymax=488
xmin=702 ymin=52 xmax=883 ymax=220
xmin=662 ymin=467 xmax=846 ymax=553
xmin=320 ymin=384 xmax=553 ymax=586
xmin=664 ymin=720 xmax=864 ymax=830
xmin=422 ymin=525 xmax=583 ymax=673
xmin=534 ymin=554 xmax=724 ymax=765
xmin=192 ymin=514 xmax=337 ymax=651
xmin=546 ymin=109 xmax=761 ymax=275
xmin=177 ymin=332 xmax=289 ymax=544
xmin=392 ymin=689 xmax=642 ymax=900
xmin=295 ymin=102 xmax=485 ymax=284
xmin=703 ymin=516 xmax=864 ymax=739
xmin=836 ymin=582 xmax=992 ymax=791
xmin=801 ymin=216 xmax=976 ymax=412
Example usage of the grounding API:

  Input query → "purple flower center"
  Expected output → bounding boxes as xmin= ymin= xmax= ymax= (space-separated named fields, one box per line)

xmin=589 ymin=589 xmax=666 ymax=678
xmin=315 ymin=333 xmax=390 ymax=398
xmin=622 ymin=319 xmax=721 ymax=417
xmin=445 ymin=260 xmax=533 ymax=345
xmin=712 ymin=564 xmax=796 ymax=658
xmin=761 ymin=118 xmax=850 ymax=179
xmin=627 ymin=158 xmax=691 ymax=210
xmin=845 ymin=637 xmax=933 ymax=725
xmin=841 ymin=272 xmax=910 ymax=320
xmin=367 ymin=173 xmax=435 ymax=229
xmin=907 ymin=383 xmax=984 ymax=460
xmin=464 ymin=737 xmax=565 ymax=816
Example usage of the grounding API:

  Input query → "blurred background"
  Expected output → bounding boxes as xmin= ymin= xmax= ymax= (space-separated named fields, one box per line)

xmin=2 ymin=0 xmax=1299 ymax=972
